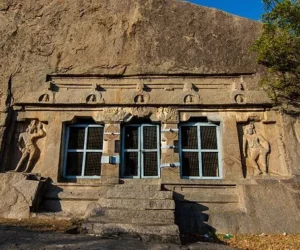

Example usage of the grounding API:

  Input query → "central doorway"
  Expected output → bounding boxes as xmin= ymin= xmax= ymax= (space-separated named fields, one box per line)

xmin=121 ymin=124 xmax=160 ymax=178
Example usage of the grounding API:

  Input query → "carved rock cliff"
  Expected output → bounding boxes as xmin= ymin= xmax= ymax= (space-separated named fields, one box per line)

xmin=0 ymin=0 xmax=261 ymax=97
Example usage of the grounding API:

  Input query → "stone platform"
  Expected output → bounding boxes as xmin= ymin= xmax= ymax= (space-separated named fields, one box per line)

xmin=82 ymin=184 xmax=180 ymax=243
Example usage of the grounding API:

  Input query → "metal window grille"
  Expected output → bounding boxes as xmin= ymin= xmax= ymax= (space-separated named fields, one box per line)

xmin=64 ymin=124 xmax=103 ymax=178
xmin=179 ymin=123 xmax=221 ymax=179
xmin=122 ymin=124 xmax=160 ymax=178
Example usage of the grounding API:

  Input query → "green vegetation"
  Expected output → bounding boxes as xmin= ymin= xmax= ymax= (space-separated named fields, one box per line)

xmin=251 ymin=0 xmax=300 ymax=112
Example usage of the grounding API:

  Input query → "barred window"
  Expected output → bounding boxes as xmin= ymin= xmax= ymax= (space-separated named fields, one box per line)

xmin=179 ymin=123 xmax=221 ymax=179
xmin=122 ymin=124 xmax=160 ymax=178
xmin=64 ymin=124 xmax=103 ymax=178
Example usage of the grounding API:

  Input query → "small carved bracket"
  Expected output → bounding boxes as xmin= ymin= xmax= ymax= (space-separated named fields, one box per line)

xmin=84 ymin=91 xmax=104 ymax=104
xmin=131 ymin=83 xmax=151 ymax=104
xmin=38 ymin=81 xmax=55 ymax=103
xmin=231 ymin=77 xmax=248 ymax=104
xmin=183 ymin=83 xmax=200 ymax=104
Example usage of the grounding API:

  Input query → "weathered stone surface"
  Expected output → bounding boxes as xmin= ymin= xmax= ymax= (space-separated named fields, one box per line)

xmin=0 ymin=173 xmax=44 ymax=219
xmin=82 ymin=223 xmax=180 ymax=243
xmin=84 ymin=222 xmax=179 ymax=235
xmin=0 ymin=227 xmax=239 ymax=250
xmin=86 ymin=208 xmax=174 ymax=224
xmin=228 ymin=177 xmax=300 ymax=234
xmin=281 ymin=115 xmax=300 ymax=176
xmin=0 ymin=0 xmax=261 ymax=102
xmin=105 ymin=189 xmax=173 ymax=199
xmin=97 ymin=197 xmax=175 ymax=210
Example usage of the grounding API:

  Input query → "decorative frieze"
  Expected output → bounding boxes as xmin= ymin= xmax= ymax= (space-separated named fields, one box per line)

xmin=156 ymin=108 xmax=179 ymax=123
xmin=15 ymin=75 xmax=271 ymax=106
xmin=101 ymin=107 xmax=178 ymax=123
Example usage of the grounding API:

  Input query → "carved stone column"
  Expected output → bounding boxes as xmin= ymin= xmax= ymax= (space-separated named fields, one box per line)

xmin=101 ymin=123 xmax=121 ymax=184
xmin=156 ymin=108 xmax=181 ymax=181
xmin=222 ymin=114 xmax=244 ymax=180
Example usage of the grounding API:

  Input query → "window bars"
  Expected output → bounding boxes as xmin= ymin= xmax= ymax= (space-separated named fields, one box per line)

xmin=64 ymin=124 xmax=103 ymax=178
xmin=179 ymin=123 xmax=222 ymax=179
xmin=122 ymin=124 xmax=160 ymax=178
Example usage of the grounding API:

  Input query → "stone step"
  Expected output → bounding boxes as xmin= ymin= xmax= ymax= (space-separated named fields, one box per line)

xmin=87 ymin=216 xmax=173 ymax=225
xmin=120 ymin=179 xmax=161 ymax=186
xmin=82 ymin=222 xmax=180 ymax=243
xmin=44 ymin=190 xmax=104 ymax=201
xmin=31 ymin=211 xmax=73 ymax=221
xmin=105 ymin=189 xmax=173 ymax=200
xmin=112 ymin=184 xmax=162 ymax=191
xmin=200 ymin=202 xmax=241 ymax=212
xmin=175 ymin=192 xmax=239 ymax=203
xmin=43 ymin=200 xmax=94 ymax=216
xmin=46 ymin=183 xmax=109 ymax=191
xmin=87 ymin=208 xmax=174 ymax=224
xmin=178 ymin=201 xmax=241 ymax=213
xmin=171 ymin=186 xmax=238 ymax=196
xmin=98 ymin=198 xmax=175 ymax=210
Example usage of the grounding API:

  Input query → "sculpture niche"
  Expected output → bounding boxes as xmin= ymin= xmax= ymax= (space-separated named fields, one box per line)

xmin=13 ymin=120 xmax=46 ymax=173
xmin=243 ymin=123 xmax=270 ymax=176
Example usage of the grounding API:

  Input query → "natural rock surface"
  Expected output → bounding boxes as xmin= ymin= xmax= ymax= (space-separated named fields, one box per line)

xmin=0 ymin=173 xmax=45 ymax=219
xmin=0 ymin=225 xmax=238 ymax=250
xmin=0 ymin=0 xmax=261 ymax=100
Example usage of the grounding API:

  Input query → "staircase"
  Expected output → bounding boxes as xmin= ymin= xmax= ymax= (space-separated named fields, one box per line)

xmin=164 ymin=183 xmax=244 ymax=234
xmin=40 ymin=183 xmax=110 ymax=216
xmin=82 ymin=184 xmax=180 ymax=243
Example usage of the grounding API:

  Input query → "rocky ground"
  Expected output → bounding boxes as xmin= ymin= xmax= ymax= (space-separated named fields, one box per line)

xmin=0 ymin=219 xmax=299 ymax=250
xmin=0 ymin=225 xmax=236 ymax=250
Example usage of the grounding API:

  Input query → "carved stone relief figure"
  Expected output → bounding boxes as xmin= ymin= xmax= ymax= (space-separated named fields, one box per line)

xmin=13 ymin=120 xmax=46 ymax=173
xmin=131 ymin=107 xmax=153 ymax=118
xmin=102 ymin=108 xmax=133 ymax=123
xmin=243 ymin=123 xmax=270 ymax=176
xmin=156 ymin=108 xmax=179 ymax=123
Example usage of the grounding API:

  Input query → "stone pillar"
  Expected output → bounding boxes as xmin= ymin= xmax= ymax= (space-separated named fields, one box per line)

xmin=160 ymin=123 xmax=181 ymax=181
xmin=155 ymin=108 xmax=181 ymax=182
xmin=222 ymin=114 xmax=244 ymax=180
xmin=101 ymin=123 xmax=120 ymax=184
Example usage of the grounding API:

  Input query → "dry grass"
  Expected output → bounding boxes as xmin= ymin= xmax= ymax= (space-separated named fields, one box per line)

xmin=182 ymin=233 xmax=300 ymax=250
xmin=0 ymin=218 xmax=73 ymax=232
xmin=222 ymin=234 xmax=300 ymax=250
